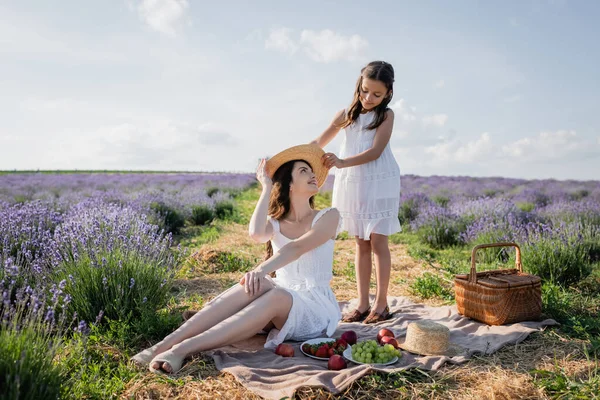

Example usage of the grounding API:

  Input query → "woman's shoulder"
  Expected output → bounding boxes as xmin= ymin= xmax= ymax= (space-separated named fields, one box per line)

xmin=312 ymin=207 xmax=340 ymax=224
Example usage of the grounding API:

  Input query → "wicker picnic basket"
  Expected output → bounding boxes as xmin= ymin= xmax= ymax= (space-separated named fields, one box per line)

xmin=454 ymin=242 xmax=542 ymax=326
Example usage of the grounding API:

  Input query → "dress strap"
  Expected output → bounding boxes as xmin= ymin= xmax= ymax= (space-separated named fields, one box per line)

xmin=268 ymin=216 xmax=280 ymax=232
xmin=311 ymin=208 xmax=330 ymax=227
xmin=311 ymin=207 xmax=342 ymax=235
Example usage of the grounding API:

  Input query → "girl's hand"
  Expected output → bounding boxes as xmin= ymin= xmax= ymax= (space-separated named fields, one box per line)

xmin=256 ymin=158 xmax=273 ymax=189
xmin=322 ymin=153 xmax=345 ymax=169
xmin=239 ymin=268 xmax=267 ymax=297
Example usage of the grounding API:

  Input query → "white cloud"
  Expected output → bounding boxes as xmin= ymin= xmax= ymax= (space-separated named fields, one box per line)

xmin=299 ymin=29 xmax=368 ymax=63
xmin=265 ymin=28 xmax=298 ymax=55
xmin=424 ymin=133 xmax=493 ymax=164
xmin=504 ymin=94 xmax=522 ymax=103
xmin=134 ymin=0 xmax=190 ymax=37
xmin=502 ymin=130 xmax=586 ymax=160
xmin=390 ymin=99 xmax=417 ymax=122
xmin=265 ymin=28 xmax=368 ymax=63
xmin=389 ymin=99 xmax=452 ymax=146
xmin=422 ymin=114 xmax=448 ymax=127
xmin=434 ymin=79 xmax=445 ymax=89
xmin=62 ymin=120 xmax=236 ymax=170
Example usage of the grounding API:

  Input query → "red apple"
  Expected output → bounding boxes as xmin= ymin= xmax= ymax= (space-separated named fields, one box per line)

xmin=327 ymin=354 xmax=347 ymax=370
xmin=340 ymin=330 xmax=358 ymax=345
xmin=380 ymin=336 xmax=399 ymax=349
xmin=376 ymin=328 xmax=395 ymax=344
xmin=275 ymin=343 xmax=295 ymax=357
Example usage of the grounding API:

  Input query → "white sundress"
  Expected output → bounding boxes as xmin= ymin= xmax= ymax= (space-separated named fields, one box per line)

xmin=332 ymin=110 xmax=401 ymax=240
xmin=263 ymin=207 xmax=342 ymax=349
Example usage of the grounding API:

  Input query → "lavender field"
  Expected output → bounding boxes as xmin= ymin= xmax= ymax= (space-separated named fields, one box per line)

xmin=1 ymin=172 xmax=599 ymax=398
xmin=0 ymin=172 xmax=255 ymax=398
xmin=393 ymin=175 xmax=600 ymax=286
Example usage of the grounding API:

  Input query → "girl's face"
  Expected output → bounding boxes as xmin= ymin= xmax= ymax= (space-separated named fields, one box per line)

xmin=359 ymin=77 xmax=389 ymax=111
xmin=289 ymin=161 xmax=318 ymax=197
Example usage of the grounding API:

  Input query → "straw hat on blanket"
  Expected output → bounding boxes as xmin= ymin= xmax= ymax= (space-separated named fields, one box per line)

xmin=397 ymin=320 xmax=464 ymax=357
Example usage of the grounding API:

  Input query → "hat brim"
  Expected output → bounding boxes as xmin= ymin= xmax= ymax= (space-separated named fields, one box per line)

xmin=265 ymin=144 xmax=329 ymax=188
xmin=396 ymin=337 xmax=464 ymax=357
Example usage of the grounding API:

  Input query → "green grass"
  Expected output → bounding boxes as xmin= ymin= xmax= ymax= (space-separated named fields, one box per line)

xmin=409 ymin=272 xmax=454 ymax=301
xmin=532 ymin=364 xmax=600 ymax=399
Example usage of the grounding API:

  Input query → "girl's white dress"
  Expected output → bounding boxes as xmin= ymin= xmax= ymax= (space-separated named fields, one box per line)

xmin=332 ymin=110 xmax=401 ymax=240
xmin=263 ymin=207 xmax=342 ymax=349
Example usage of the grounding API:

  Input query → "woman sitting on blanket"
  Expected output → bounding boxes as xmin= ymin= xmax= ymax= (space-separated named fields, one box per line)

xmin=132 ymin=144 xmax=343 ymax=374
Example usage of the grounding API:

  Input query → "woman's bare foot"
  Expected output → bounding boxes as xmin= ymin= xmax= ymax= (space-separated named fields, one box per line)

xmin=149 ymin=349 xmax=186 ymax=374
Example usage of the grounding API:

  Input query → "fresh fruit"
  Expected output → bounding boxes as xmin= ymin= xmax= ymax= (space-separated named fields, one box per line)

xmin=380 ymin=336 xmax=399 ymax=349
xmin=327 ymin=354 xmax=348 ymax=370
xmin=314 ymin=344 xmax=329 ymax=358
xmin=275 ymin=343 xmax=295 ymax=357
xmin=301 ymin=343 xmax=311 ymax=354
xmin=301 ymin=339 xmax=348 ymax=359
xmin=340 ymin=330 xmax=358 ymax=345
xmin=376 ymin=328 xmax=395 ymax=344
xmin=350 ymin=340 xmax=401 ymax=364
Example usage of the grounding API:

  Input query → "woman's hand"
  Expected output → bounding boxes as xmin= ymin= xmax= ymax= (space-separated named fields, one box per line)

xmin=322 ymin=153 xmax=345 ymax=169
xmin=239 ymin=268 xmax=267 ymax=297
xmin=256 ymin=158 xmax=273 ymax=189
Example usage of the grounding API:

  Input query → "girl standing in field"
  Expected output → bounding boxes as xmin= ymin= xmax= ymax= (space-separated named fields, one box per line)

xmin=311 ymin=60 xmax=401 ymax=324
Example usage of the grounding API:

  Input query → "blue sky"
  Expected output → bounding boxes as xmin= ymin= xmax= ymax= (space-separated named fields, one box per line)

xmin=1 ymin=0 xmax=598 ymax=179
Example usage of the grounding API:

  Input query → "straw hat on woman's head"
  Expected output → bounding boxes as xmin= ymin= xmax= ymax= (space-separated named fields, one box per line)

xmin=265 ymin=144 xmax=329 ymax=188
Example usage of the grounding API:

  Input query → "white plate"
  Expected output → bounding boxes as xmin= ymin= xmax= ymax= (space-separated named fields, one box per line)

xmin=299 ymin=338 xmax=337 ymax=360
xmin=342 ymin=346 xmax=399 ymax=366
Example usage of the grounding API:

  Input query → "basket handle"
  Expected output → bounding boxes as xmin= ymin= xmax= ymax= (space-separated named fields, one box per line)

xmin=469 ymin=242 xmax=522 ymax=284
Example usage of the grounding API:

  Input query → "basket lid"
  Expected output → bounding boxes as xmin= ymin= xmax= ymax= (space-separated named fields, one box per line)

xmin=455 ymin=269 xmax=541 ymax=289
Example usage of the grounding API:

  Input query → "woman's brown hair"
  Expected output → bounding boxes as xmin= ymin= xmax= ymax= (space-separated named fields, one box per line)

xmin=264 ymin=160 xmax=315 ymax=266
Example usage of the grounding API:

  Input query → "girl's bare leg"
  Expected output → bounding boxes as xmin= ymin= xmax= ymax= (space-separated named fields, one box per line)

xmin=371 ymin=233 xmax=391 ymax=313
xmin=152 ymin=288 xmax=293 ymax=372
xmin=354 ymin=237 xmax=373 ymax=312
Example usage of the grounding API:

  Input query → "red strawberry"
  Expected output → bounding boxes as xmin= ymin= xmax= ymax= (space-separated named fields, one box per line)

xmin=315 ymin=345 xmax=329 ymax=358
xmin=328 ymin=348 xmax=335 ymax=357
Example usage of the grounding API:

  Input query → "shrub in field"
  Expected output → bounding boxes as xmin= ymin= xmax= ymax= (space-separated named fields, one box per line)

xmin=519 ymin=222 xmax=594 ymax=286
xmin=411 ymin=205 xmax=465 ymax=248
xmin=516 ymin=202 xmax=535 ymax=212
xmin=432 ymin=195 xmax=450 ymax=208
xmin=206 ymin=186 xmax=220 ymax=198
xmin=191 ymin=204 xmax=215 ymax=226
xmin=399 ymin=193 xmax=431 ymax=225
xmin=51 ymin=201 xmax=178 ymax=324
xmin=0 ymin=201 xmax=61 ymax=282
xmin=150 ymin=201 xmax=185 ymax=234
xmin=0 ymin=275 xmax=78 ymax=400
xmin=214 ymin=200 xmax=237 ymax=221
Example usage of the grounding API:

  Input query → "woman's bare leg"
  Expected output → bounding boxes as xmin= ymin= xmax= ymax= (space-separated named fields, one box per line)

xmin=152 ymin=288 xmax=293 ymax=372
xmin=147 ymin=279 xmax=276 ymax=357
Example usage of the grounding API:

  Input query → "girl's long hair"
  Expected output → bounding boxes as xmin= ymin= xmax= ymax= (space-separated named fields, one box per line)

xmin=340 ymin=60 xmax=395 ymax=131
xmin=264 ymin=160 xmax=315 ymax=269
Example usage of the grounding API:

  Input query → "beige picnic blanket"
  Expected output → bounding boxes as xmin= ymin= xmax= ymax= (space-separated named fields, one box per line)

xmin=206 ymin=296 xmax=558 ymax=400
